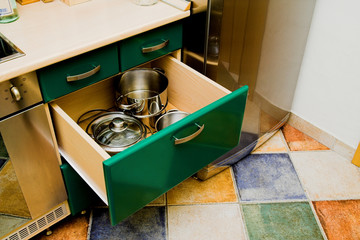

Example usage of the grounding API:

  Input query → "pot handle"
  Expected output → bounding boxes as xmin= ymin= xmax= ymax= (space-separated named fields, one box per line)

xmin=173 ymin=123 xmax=204 ymax=145
xmin=116 ymin=96 xmax=141 ymax=111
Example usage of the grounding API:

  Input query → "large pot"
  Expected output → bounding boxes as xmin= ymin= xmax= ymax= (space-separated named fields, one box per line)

xmin=86 ymin=112 xmax=148 ymax=155
xmin=115 ymin=68 xmax=168 ymax=125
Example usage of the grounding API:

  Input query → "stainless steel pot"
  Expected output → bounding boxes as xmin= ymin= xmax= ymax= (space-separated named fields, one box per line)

xmin=115 ymin=68 xmax=168 ymax=124
xmin=155 ymin=110 xmax=190 ymax=131
xmin=86 ymin=112 xmax=148 ymax=155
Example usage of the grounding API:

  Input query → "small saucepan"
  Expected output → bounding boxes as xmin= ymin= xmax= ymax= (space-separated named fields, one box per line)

xmin=155 ymin=110 xmax=190 ymax=132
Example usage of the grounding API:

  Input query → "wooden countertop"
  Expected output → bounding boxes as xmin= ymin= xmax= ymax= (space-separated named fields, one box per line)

xmin=0 ymin=0 xmax=189 ymax=82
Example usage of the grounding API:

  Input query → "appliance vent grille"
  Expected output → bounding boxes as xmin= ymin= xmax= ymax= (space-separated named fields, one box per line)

xmin=8 ymin=234 xmax=20 ymax=240
xmin=55 ymin=206 xmax=64 ymax=218
xmin=18 ymin=228 xmax=29 ymax=239
xmin=28 ymin=222 xmax=38 ymax=234
xmin=3 ymin=203 xmax=68 ymax=240
xmin=37 ymin=217 xmax=47 ymax=228
xmin=46 ymin=212 xmax=55 ymax=223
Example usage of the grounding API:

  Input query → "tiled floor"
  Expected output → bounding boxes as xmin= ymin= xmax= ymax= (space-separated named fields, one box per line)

xmin=30 ymin=124 xmax=360 ymax=240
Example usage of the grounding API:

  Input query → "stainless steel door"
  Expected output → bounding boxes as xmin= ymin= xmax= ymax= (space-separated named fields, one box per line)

xmin=0 ymin=104 xmax=67 ymax=238
xmin=183 ymin=0 xmax=316 ymax=179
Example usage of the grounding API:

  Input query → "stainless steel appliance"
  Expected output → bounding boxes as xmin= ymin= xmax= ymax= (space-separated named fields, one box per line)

xmin=184 ymin=0 xmax=316 ymax=179
xmin=0 ymin=72 xmax=68 ymax=240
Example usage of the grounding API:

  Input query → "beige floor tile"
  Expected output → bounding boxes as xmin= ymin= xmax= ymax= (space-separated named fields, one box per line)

xmin=168 ymin=204 xmax=246 ymax=240
xmin=167 ymin=168 xmax=238 ymax=205
xmin=253 ymin=130 xmax=288 ymax=153
xmin=290 ymin=151 xmax=360 ymax=200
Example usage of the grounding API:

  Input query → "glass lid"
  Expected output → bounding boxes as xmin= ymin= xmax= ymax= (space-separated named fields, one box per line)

xmin=90 ymin=113 xmax=146 ymax=148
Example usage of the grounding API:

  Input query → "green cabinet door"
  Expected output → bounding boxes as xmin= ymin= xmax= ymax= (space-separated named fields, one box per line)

xmin=103 ymin=85 xmax=248 ymax=225
xmin=60 ymin=162 xmax=101 ymax=215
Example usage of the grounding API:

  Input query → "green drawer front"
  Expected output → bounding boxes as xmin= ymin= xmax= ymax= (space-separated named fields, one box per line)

xmin=38 ymin=44 xmax=120 ymax=102
xmin=60 ymin=162 xmax=101 ymax=215
xmin=119 ymin=22 xmax=183 ymax=72
xmin=103 ymin=85 xmax=248 ymax=225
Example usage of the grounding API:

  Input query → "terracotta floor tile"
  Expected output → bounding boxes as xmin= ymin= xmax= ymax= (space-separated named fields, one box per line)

xmin=167 ymin=168 xmax=237 ymax=205
xmin=282 ymin=124 xmax=329 ymax=151
xmin=31 ymin=213 xmax=90 ymax=240
xmin=291 ymin=151 xmax=360 ymax=200
xmin=313 ymin=200 xmax=360 ymax=240
xmin=168 ymin=204 xmax=246 ymax=240
xmin=253 ymin=130 xmax=288 ymax=153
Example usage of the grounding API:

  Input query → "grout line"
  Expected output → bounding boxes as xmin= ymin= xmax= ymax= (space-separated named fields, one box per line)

xmin=86 ymin=209 xmax=94 ymax=240
xmin=279 ymin=129 xmax=291 ymax=152
xmin=165 ymin=193 xmax=169 ymax=240
xmin=237 ymin=203 xmax=250 ymax=240
xmin=230 ymin=166 xmax=241 ymax=203
xmin=309 ymin=201 xmax=329 ymax=240
xmin=286 ymin=138 xmax=329 ymax=240
xmin=239 ymin=199 xmax=309 ymax=204
xmin=231 ymin=165 xmax=250 ymax=240
xmin=166 ymin=201 xmax=242 ymax=207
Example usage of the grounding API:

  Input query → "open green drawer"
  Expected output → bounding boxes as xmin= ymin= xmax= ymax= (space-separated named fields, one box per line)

xmin=50 ymin=56 xmax=248 ymax=225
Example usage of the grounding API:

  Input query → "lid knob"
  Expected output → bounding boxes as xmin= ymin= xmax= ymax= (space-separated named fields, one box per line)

xmin=109 ymin=117 xmax=128 ymax=133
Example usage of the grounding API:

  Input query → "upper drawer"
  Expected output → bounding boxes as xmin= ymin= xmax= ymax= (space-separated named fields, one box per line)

xmin=37 ymin=44 xmax=120 ymax=102
xmin=119 ymin=22 xmax=182 ymax=72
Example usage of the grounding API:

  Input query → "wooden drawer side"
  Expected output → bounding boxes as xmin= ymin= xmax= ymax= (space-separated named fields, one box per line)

xmin=50 ymin=103 xmax=110 ymax=204
xmin=151 ymin=56 xmax=231 ymax=113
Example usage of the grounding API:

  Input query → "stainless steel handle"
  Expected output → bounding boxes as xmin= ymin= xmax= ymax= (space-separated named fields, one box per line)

xmin=173 ymin=123 xmax=204 ymax=145
xmin=66 ymin=65 xmax=101 ymax=82
xmin=116 ymin=96 xmax=142 ymax=111
xmin=142 ymin=39 xmax=169 ymax=53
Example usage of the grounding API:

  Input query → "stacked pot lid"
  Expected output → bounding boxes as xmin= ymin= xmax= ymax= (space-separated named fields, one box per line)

xmin=88 ymin=112 xmax=147 ymax=154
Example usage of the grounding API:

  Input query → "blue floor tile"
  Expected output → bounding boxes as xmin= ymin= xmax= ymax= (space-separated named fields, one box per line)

xmin=89 ymin=207 xmax=166 ymax=240
xmin=232 ymin=153 xmax=306 ymax=201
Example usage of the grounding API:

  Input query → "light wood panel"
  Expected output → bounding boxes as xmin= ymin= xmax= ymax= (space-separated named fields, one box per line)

xmin=53 ymin=77 xmax=117 ymax=123
xmin=50 ymin=103 xmax=110 ymax=204
xmin=152 ymin=56 xmax=230 ymax=113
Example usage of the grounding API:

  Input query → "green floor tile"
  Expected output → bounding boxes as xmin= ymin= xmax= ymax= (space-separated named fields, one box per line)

xmin=242 ymin=202 xmax=323 ymax=240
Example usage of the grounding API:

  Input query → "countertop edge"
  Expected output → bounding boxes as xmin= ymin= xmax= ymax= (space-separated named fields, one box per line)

xmin=0 ymin=0 xmax=190 ymax=82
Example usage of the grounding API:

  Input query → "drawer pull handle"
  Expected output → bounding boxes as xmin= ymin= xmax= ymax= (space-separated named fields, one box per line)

xmin=173 ymin=123 xmax=204 ymax=145
xmin=142 ymin=39 xmax=169 ymax=53
xmin=67 ymin=65 xmax=101 ymax=82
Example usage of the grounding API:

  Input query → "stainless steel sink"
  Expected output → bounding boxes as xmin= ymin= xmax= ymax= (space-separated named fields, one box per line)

xmin=0 ymin=33 xmax=25 ymax=64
